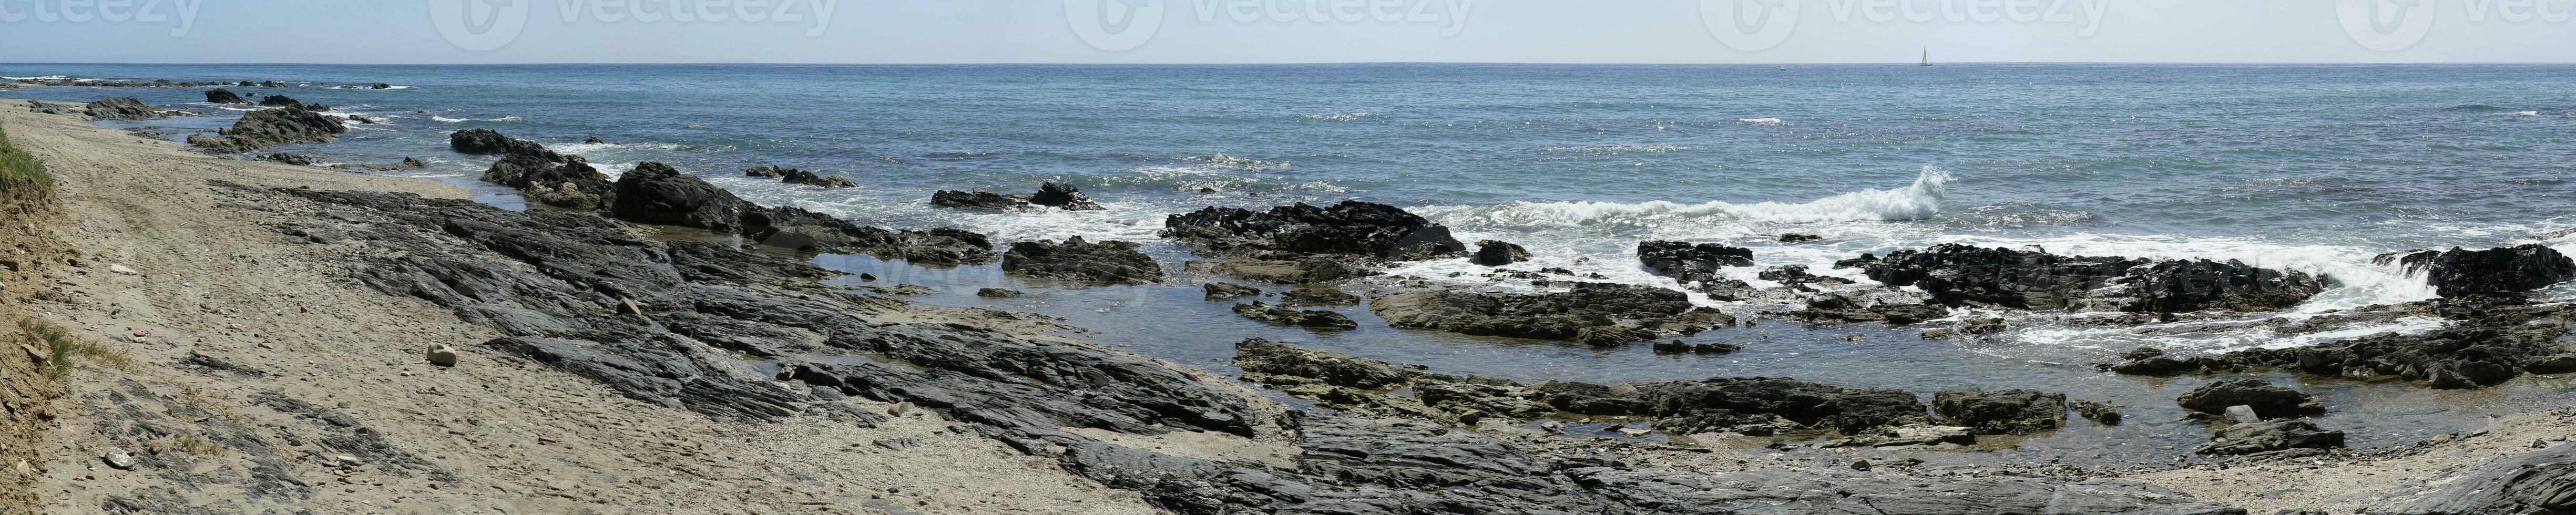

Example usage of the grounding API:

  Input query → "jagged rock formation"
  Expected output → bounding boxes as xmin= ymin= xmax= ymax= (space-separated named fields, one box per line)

xmin=187 ymin=108 xmax=345 ymax=153
xmin=2375 ymin=244 xmax=2576 ymax=297
xmin=1367 ymin=282 xmax=1729 ymax=345
xmin=1163 ymin=200 xmax=1466 ymax=260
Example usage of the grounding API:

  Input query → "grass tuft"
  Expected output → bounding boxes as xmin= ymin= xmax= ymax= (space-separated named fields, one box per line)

xmin=0 ymin=126 xmax=51 ymax=205
xmin=22 ymin=320 xmax=128 ymax=378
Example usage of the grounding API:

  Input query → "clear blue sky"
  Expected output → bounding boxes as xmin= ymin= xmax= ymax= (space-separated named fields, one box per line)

xmin=0 ymin=0 xmax=2569 ymax=64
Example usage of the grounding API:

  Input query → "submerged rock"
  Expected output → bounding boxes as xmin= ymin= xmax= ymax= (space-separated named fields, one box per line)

xmin=1211 ymin=257 xmax=1376 ymax=284
xmin=1201 ymin=282 xmax=1262 ymax=300
xmin=1860 ymin=243 xmax=2326 ymax=313
xmin=1367 ymin=282 xmax=1723 ymax=344
xmin=1163 ymin=200 xmax=1466 ymax=261
xmin=1000 ymin=236 xmax=1162 ymax=284
xmin=485 ymin=154 xmax=615 ymax=209
xmin=1232 ymin=302 xmax=1358 ymax=329
xmin=928 ymin=190 xmax=1030 ymax=211
xmin=745 ymin=166 xmax=856 ymax=188
xmin=1934 ymin=388 xmax=2067 ymax=435
xmin=2070 ymin=399 xmax=2123 ymax=425
xmin=188 ymin=107 xmax=346 ymax=153
xmin=2375 ymin=244 xmax=2575 ymax=297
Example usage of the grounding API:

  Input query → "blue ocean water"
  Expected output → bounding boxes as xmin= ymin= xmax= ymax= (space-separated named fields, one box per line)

xmin=8 ymin=63 xmax=2575 ymax=462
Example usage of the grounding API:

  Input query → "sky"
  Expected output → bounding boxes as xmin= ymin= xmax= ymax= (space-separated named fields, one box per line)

xmin=0 ymin=0 xmax=2570 ymax=64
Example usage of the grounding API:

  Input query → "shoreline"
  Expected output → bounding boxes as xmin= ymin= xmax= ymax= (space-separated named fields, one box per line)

xmin=2 ymin=96 xmax=2572 ymax=513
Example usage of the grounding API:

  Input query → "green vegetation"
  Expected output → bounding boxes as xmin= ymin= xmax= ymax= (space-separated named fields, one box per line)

xmin=22 ymin=320 xmax=126 ymax=378
xmin=0 ymin=127 xmax=49 ymax=204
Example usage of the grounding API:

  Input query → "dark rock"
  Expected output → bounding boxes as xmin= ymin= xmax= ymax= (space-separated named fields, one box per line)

xmin=929 ymin=190 xmax=1031 ymax=211
xmin=1163 ymin=200 xmax=1466 ymax=261
xmin=188 ymin=107 xmax=346 ymax=153
xmin=1212 ymin=258 xmax=1377 ymax=284
xmin=2176 ymin=379 xmax=2323 ymax=418
xmin=83 ymin=98 xmax=160 ymax=120
xmin=1234 ymin=338 xmax=1424 ymax=389
xmin=976 ymin=288 xmax=1023 ymax=298
xmin=2071 ymin=399 xmax=2123 ymax=425
xmin=257 ymin=95 xmax=305 ymax=108
xmin=1652 ymin=340 xmax=1743 ymax=355
xmin=739 ymin=207 xmax=996 ymax=264
xmin=744 ymin=166 xmax=785 ymax=178
xmin=262 ymin=153 xmax=314 ymax=166
xmin=2192 ymin=418 xmax=2344 ymax=456
xmin=1000 ymin=236 xmax=1163 ymax=284
xmin=1787 ymin=289 xmax=1951 ymax=326
xmin=2113 ymin=298 xmax=2573 ymax=388
xmin=583 ymin=136 xmax=607 ymax=143
xmin=1863 ymin=244 xmax=2327 ymax=313
xmin=1278 ymin=286 xmax=1359 ymax=305
xmin=447 ymin=128 xmax=564 ymax=162
xmin=1638 ymin=240 xmax=1754 ymax=284
xmin=1367 ymin=282 xmax=1719 ymax=343
xmin=204 ymin=88 xmax=250 ymax=104
xmin=1778 ymin=233 xmax=1823 ymax=243
xmin=746 ymin=166 xmax=857 ymax=188
xmin=1933 ymin=388 xmax=2067 ymax=435
xmin=2375 ymin=244 xmax=2576 ymax=297
xmin=395 ymin=157 xmax=427 ymax=169
xmin=484 ymin=154 xmax=615 ymax=209
xmin=1470 ymin=240 xmax=1530 ymax=266
xmin=608 ymin=162 xmax=748 ymax=231
xmin=1201 ymin=282 xmax=1261 ymax=300
xmin=1029 ymin=181 xmax=1106 ymax=211
xmin=1233 ymin=302 xmax=1359 ymax=329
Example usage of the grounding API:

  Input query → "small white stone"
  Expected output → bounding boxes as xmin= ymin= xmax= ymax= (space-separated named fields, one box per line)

xmin=107 ymin=264 xmax=139 ymax=276
xmin=425 ymin=344 xmax=459 ymax=367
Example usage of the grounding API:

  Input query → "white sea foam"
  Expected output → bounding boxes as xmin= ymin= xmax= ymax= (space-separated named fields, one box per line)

xmin=1477 ymin=166 xmax=1950 ymax=226
xmin=433 ymin=115 xmax=520 ymax=123
xmin=2496 ymin=110 xmax=2543 ymax=117
xmin=1299 ymin=112 xmax=1374 ymax=121
xmin=1739 ymin=118 xmax=1785 ymax=125
xmin=1181 ymin=153 xmax=1292 ymax=169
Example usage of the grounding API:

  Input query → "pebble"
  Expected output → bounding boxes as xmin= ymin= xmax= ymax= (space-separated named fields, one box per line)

xmin=100 ymin=447 xmax=136 ymax=470
xmin=107 ymin=264 xmax=139 ymax=275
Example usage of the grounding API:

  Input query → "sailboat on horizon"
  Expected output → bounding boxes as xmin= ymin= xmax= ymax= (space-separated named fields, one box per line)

xmin=1921 ymin=48 xmax=1931 ymax=66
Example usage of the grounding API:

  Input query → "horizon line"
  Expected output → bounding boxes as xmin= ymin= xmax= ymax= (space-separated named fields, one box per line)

xmin=8 ymin=60 xmax=2576 ymax=67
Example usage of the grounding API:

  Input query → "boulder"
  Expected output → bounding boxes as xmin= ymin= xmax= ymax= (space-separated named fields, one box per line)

xmin=1233 ymin=302 xmax=1359 ymax=329
xmin=1029 ymin=181 xmax=1106 ymax=211
xmin=1163 ymin=200 xmax=1466 ymax=260
xmin=203 ymin=88 xmax=250 ymax=104
xmin=2175 ymin=379 xmax=2323 ymax=417
xmin=2192 ymin=418 xmax=2344 ymax=456
xmin=2071 ymin=400 xmax=2122 ymax=425
xmin=607 ymin=162 xmax=749 ymax=231
xmin=1638 ymin=240 xmax=1754 ymax=284
xmin=447 ymin=128 xmax=564 ymax=162
xmin=1470 ymin=240 xmax=1529 ymax=266
xmin=1000 ymin=236 xmax=1163 ymax=284
xmin=1862 ymin=244 xmax=2326 ymax=313
xmin=83 ymin=98 xmax=159 ymax=120
xmin=188 ymin=107 xmax=346 ymax=153
xmin=1933 ymin=388 xmax=2068 ymax=435
xmin=2375 ymin=244 xmax=2576 ymax=297
xmin=257 ymin=95 xmax=305 ymax=108
xmin=425 ymin=343 xmax=459 ymax=366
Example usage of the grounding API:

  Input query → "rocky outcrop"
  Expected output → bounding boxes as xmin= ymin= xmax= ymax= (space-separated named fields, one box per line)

xmin=999 ymin=236 xmax=1163 ymax=284
xmin=1470 ymin=240 xmax=1529 ymax=266
xmin=83 ymin=98 xmax=161 ymax=120
xmin=1279 ymin=285 xmax=1359 ymax=305
xmin=1029 ymin=181 xmax=1105 ymax=211
xmin=2192 ymin=418 xmax=2344 ymax=456
xmin=2175 ymin=379 xmax=2323 ymax=418
xmin=1232 ymin=302 xmax=1358 ymax=329
xmin=1933 ymin=388 xmax=2067 ymax=435
xmin=447 ymin=128 xmax=563 ymax=162
xmin=609 ymin=162 xmax=747 ymax=232
xmin=187 ymin=107 xmax=346 ymax=153
xmin=1858 ymin=244 xmax=2327 ymax=313
xmin=2375 ymin=244 xmax=2575 ymax=297
xmin=1638 ymin=240 xmax=1754 ymax=284
xmin=740 ymin=205 xmax=996 ymax=265
xmin=1201 ymin=282 xmax=1261 ymax=300
xmin=1786 ymin=288 xmax=1952 ymax=326
xmin=928 ymin=190 xmax=1030 ymax=211
xmin=1163 ymin=200 xmax=1465 ymax=261
xmin=1209 ymin=257 xmax=1376 ymax=284
xmin=2369 ymin=442 xmax=2576 ymax=514
xmin=484 ymin=155 xmax=615 ymax=209
xmin=203 ymin=88 xmax=250 ymax=104
xmin=2105 ymin=297 xmax=2575 ymax=388
xmin=1367 ymin=282 xmax=1728 ymax=345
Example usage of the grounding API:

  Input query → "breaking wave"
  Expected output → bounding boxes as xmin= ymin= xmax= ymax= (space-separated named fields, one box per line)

xmin=1482 ymin=166 xmax=1951 ymax=225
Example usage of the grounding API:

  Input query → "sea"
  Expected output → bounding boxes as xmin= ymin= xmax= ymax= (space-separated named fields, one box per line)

xmin=7 ymin=63 xmax=2574 ymax=466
